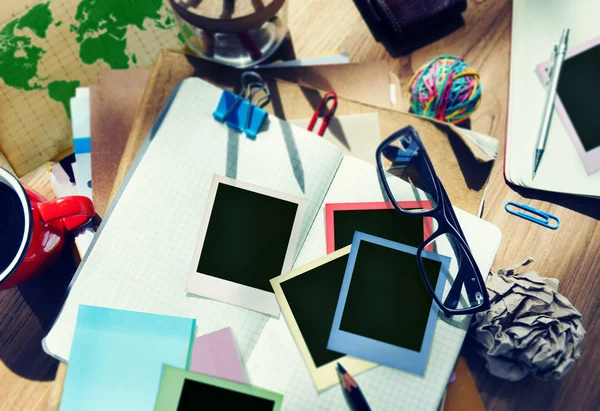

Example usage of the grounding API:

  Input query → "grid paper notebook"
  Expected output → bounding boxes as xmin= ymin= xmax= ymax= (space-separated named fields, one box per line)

xmin=43 ymin=78 xmax=343 ymax=362
xmin=43 ymin=78 xmax=502 ymax=410
xmin=246 ymin=157 xmax=502 ymax=410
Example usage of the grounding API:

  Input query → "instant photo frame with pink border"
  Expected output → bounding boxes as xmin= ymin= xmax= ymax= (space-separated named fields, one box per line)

xmin=325 ymin=201 xmax=434 ymax=254
xmin=536 ymin=36 xmax=600 ymax=175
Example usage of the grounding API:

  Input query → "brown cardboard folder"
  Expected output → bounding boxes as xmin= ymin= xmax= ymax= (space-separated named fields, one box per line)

xmin=109 ymin=50 xmax=492 ymax=217
xmin=90 ymin=70 xmax=151 ymax=218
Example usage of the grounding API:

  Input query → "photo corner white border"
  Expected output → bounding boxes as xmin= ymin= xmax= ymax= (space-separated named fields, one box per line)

xmin=186 ymin=174 xmax=307 ymax=317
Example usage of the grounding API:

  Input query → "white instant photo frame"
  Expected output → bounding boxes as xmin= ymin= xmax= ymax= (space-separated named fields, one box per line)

xmin=186 ymin=174 xmax=306 ymax=317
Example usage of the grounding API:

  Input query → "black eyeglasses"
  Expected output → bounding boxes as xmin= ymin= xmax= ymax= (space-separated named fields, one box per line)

xmin=375 ymin=126 xmax=490 ymax=316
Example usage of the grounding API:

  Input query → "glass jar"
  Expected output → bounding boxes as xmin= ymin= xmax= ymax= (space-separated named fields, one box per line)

xmin=169 ymin=0 xmax=288 ymax=68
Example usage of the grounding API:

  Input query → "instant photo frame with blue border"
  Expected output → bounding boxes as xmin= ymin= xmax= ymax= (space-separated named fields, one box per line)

xmin=327 ymin=232 xmax=450 ymax=375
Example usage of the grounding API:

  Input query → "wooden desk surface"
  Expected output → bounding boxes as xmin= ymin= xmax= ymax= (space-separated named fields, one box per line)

xmin=1 ymin=1 xmax=599 ymax=410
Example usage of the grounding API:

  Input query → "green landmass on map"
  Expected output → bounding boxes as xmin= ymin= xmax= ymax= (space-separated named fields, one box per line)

xmin=0 ymin=4 xmax=52 ymax=91
xmin=17 ymin=3 xmax=53 ymax=39
xmin=0 ymin=2 xmax=79 ymax=117
xmin=0 ymin=0 xmax=179 ymax=118
xmin=72 ymin=0 xmax=177 ymax=69
xmin=47 ymin=80 xmax=80 ymax=118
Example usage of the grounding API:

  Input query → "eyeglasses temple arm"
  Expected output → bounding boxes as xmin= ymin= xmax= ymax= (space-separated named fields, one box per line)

xmin=437 ymin=178 xmax=485 ymax=310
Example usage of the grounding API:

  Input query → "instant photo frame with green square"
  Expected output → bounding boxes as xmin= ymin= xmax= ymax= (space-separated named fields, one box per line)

xmin=155 ymin=365 xmax=283 ymax=410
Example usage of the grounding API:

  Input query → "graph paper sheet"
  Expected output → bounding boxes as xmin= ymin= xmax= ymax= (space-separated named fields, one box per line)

xmin=43 ymin=78 xmax=344 ymax=363
xmin=0 ymin=0 xmax=182 ymax=176
xmin=246 ymin=157 xmax=502 ymax=411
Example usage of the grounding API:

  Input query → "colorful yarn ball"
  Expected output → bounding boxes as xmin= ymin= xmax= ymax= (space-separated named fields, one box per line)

xmin=408 ymin=55 xmax=482 ymax=124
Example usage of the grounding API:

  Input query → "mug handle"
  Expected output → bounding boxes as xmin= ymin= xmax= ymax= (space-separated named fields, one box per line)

xmin=38 ymin=196 xmax=95 ymax=231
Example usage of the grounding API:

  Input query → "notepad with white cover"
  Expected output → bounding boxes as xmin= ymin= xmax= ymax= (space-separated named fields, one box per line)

xmin=43 ymin=78 xmax=501 ymax=410
xmin=507 ymin=0 xmax=600 ymax=196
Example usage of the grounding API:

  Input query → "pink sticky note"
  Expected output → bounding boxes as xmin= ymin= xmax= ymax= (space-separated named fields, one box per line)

xmin=190 ymin=327 xmax=247 ymax=384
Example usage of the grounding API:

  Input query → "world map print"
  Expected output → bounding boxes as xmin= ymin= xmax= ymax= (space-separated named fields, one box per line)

xmin=0 ymin=1 xmax=183 ymax=175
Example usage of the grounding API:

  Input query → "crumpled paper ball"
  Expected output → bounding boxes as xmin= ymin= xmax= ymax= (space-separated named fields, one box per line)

xmin=469 ymin=258 xmax=585 ymax=381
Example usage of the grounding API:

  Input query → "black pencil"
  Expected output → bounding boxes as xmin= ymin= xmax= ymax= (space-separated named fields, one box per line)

xmin=337 ymin=363 xmax=371 ymax=411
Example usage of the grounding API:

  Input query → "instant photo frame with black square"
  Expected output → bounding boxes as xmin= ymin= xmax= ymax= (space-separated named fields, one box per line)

xmin=328 ymin=232 xmax=450 ymax=375
xmin=270 ymin=246 xmax=376 ymax=390
xmin=187 ymin=175 xmax=306 ymax=317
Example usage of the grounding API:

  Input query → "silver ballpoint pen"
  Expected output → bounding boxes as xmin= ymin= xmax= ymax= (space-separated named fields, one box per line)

xmin=532 ymin=28 xmax=570 ymax=179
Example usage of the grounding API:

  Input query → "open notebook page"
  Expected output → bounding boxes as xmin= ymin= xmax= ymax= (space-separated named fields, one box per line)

xmin=246 ymin=156 xmax=501 ymax=410
xmin=43 ymin=78 xmax=344 ymax=362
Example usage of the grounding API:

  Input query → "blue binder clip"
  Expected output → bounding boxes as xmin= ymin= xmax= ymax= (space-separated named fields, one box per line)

xmin=505 ymin=201 xmax=560 ymax=229
xmin=213 ymin=71 xmax=271 ymax=139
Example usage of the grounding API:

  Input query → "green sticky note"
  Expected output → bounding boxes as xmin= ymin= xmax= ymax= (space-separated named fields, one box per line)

xmin=155 ymin=365 xmax=283 ymax=410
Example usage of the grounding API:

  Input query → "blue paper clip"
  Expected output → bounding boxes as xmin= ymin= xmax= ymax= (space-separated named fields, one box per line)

xmin=213 ymin=71 xmax=271 ymax=139
xmin=505 ymin=201 xmax=560 ymax=229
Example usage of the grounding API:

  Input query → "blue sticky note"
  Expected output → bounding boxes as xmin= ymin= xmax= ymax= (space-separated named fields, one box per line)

xmin=327 ymin=232 xmax=450 ymax=376
xmin=60 ymin=306 xmax=196 ymax=411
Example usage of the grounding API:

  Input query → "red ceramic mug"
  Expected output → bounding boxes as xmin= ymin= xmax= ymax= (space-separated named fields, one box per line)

xmin=0 ymin=167 xmax=95 ymax=290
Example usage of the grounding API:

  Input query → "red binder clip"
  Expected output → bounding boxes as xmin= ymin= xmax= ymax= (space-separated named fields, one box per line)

xmin=307 ymin=91 xmax=338 ymax=137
